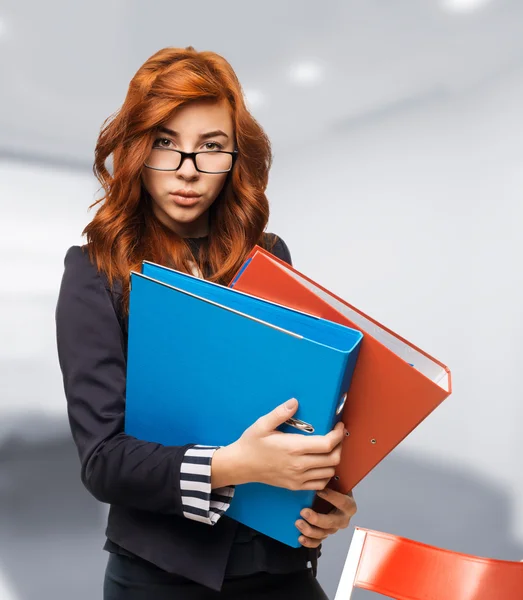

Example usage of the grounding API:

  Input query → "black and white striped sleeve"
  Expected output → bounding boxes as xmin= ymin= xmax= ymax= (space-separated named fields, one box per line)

xmin=180 ymin=445 xmax=235 ymax=525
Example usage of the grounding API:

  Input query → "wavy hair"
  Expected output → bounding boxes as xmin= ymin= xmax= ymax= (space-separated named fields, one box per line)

xmin=84 ymin=45 xmax=275 ymax=314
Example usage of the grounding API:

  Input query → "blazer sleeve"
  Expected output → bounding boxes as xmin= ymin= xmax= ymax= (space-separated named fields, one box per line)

xmin=55 ymin=245 xmax=196 ymax=516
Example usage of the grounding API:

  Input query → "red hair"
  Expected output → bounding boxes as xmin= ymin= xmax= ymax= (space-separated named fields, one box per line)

xmin=84 ymin=45 xmax=275 ymax=314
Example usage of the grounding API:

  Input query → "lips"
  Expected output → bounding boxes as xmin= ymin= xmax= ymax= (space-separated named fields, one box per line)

xmin=170 ymin=192 xmax=201 ymax=207
xmin=171 ymin=189 xmax=200 ymax=198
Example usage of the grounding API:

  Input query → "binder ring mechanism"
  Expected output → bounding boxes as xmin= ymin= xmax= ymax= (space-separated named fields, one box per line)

xmin=285 ymin=417 xmax=315 ymax=434
xmin=285 ymin=392 xmax=348 ymax=435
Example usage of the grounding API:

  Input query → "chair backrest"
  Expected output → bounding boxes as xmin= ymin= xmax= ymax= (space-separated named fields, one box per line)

xmin=334 ymin=527 xmax=523 ymax=600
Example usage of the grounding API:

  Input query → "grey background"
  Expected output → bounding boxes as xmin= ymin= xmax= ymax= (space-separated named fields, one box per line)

xmin=1 ymin=1 xmax=522 ymax=598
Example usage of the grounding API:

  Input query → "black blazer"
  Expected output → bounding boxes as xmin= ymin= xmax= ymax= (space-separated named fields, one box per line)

xmin=55 ymin=235 xmax=319 ymax=592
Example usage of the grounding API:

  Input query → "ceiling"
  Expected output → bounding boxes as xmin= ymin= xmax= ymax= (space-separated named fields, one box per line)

xmin=0 ymin=0 xmax=522 ymax=169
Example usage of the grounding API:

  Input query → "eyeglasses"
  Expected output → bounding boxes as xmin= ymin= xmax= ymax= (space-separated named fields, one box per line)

xmin=144 ymin=147 xmax=239 ymax=174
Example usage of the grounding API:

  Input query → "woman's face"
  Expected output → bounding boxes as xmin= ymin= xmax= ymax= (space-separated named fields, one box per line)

xmin=142 ymin=98 xmax=236 ymax=238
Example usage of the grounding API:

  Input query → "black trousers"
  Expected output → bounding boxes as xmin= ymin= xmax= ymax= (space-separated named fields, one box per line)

xmin=104 ymin=552 xmax=328 ymax=600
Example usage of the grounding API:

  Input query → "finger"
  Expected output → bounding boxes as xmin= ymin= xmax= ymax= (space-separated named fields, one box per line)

xmin=299 ymin=536 xmax=321 ymax=548
xmin=300 ymin=507 xmax=345 ymax=531
xmin=298 ymin=534 xmax=330 ymax=549
xmin=317 ymin=488 xmax=357 ymax=515
xmin=300 ymin=467 xmax=337 ymax=483
xmin=296 ymin=422 xmax=346 ymax=454
xmin=295 ymin=519 xmax=336 ymax=541
xmin=254 ymin=398 xmax=299 ymax=433
xmin=300 ymin=442 xmax=343 ymax=471
xmin=298 ymin=477 xmax=333 ymax=491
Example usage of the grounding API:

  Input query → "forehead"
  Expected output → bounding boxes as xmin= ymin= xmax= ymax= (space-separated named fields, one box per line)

xmin=162 ymin=99 xmax=233 ymax=135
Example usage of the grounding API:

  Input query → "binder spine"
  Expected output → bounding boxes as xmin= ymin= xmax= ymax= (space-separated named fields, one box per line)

xmin=230 ymin=257 xmax=253 ymax=287
xmin=333 ymin=342 xmax=363 ymax=430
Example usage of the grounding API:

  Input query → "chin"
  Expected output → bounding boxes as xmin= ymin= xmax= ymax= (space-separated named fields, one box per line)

xmin=152 ymin=198 xmax=211 ymax=232
xmin=166 ymin=205 xmax=202 ymax=221
xmin=160 ymin=206 xmax=208 ymax=233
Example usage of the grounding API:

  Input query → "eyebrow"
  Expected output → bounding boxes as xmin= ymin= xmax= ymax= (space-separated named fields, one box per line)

xmin=158 ymin=127 xmax=229 ymax=140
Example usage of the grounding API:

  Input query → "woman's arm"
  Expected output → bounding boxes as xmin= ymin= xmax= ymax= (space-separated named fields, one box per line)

xmin=55 ymin=246 xmax=233 ymax=523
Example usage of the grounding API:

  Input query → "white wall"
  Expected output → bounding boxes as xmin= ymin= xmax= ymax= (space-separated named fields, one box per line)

xmin=267 ymin=63 xmax=523 ymax=550
xmin=0 ymin=162 xmax=95 ymax=431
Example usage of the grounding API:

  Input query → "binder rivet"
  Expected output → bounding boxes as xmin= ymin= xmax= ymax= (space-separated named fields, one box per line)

xmin=370 ymin=438 xmax=377 ymax=444
xmin=334 ymin=476 xmax=340 ymax=481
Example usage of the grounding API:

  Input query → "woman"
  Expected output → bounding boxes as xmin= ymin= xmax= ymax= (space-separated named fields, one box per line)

xmin=55 ymin=46 xmax=357 ymax=599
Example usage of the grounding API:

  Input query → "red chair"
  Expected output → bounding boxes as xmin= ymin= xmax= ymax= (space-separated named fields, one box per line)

xmin=334 ymin=527 xmax=523 ymax=599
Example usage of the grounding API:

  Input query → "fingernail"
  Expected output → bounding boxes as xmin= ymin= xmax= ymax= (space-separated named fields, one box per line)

xmin=286 ymin=398 xmax=297 ymax=410
xmin=302 ymin=510 xmax=311 ymax=519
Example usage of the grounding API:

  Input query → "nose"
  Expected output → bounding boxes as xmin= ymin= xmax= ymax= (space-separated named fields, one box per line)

xmin=176 ymin=154 xmax=199 ymax=179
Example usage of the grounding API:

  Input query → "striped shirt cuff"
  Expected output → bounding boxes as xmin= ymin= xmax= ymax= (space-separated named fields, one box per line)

xmin=180 ymin=445 xmax=235 ymax=525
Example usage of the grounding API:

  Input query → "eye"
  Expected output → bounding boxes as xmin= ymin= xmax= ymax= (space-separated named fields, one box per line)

xmin=153 ymin=137 xmax=173 ymax=149
xmin=203 ymin=141 xmax=224 ymax=151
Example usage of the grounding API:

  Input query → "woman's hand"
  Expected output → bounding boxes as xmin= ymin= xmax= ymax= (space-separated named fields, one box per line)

xmin=211 ymin=399 xmax=345 ymax=491
xmin=295 ymin=488 xmax=357 ymax=548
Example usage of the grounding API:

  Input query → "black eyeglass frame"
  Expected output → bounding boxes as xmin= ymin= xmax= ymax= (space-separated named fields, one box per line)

xmin=143 ymin=148 xmax=239 ymax=174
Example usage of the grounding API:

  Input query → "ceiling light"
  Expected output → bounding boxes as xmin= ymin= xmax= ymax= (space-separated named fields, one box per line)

xmin=289 ymin=61 xmax=324 ymax=86
xmin=442 ymin=0 xmax=495 ymax=13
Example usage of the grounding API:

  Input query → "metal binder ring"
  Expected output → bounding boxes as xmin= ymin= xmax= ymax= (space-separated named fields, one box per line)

xmin=285 ymin=417 xmax=315 ymax=434
xmin=336 ymin=393 xmax=347 ymax=416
